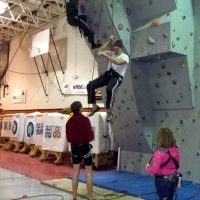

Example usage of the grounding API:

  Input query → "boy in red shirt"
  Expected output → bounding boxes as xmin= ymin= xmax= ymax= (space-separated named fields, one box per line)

xmin=66 ymin=101 xmax=94 ymax=200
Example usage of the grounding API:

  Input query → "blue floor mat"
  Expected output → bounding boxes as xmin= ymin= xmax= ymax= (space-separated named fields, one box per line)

xmin=78 ymin=171 xmax=156 ymax=197
xmin=74 ymin=170 xmax=199 ymax=200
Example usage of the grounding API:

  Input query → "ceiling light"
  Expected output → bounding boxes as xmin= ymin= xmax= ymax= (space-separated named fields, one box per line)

xmin=0 ymin=0 xmax=8 ymax=15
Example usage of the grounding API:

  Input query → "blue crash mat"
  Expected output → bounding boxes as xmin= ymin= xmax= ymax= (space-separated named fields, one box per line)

xmin=76 ymin=170 xmax=197 ymax=200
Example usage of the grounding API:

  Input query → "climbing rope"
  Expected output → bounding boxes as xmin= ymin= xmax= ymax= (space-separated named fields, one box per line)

xmin=87 ymin=0 xmax=104 ymax=111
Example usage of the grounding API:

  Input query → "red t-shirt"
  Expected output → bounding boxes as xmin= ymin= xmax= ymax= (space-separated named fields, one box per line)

xmin=66 ymin=113 xmax=94 ymax=144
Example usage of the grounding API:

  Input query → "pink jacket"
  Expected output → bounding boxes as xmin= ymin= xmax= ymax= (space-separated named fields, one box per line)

xmin=145 ymin=146 xmax=180 ymax=176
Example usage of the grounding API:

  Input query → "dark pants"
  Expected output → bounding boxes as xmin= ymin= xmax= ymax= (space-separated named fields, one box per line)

xmin=155 ymin=178 xmax=177 ymax=200
xmin=87 ymin=69 xmax=123 ymax=109
xmin=67 ymin=15 xmax=95 ymax=46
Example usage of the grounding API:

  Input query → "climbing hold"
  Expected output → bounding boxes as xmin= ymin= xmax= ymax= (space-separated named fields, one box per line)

xmin=149 ymin=0 xmax=153 ymax=5
xmin=162 ymin=33 xmax=168 ymax=38
xmin=182 ymin=16 xmax=186 ymax=20
xmin=156 ymin=100 xmax=161 ymax=105
xmin=151 ymin=19 xmax=160 ymax=27
xmin=161 ymin=64 xmax=166 ymax=69
xmin=124 ymin=123 xmax=130 ymax=128
xmin=155 ymin=82 xmax=160 ymax=88
xmin=179 ymin=92 xmax=183 ymax=98
xmin=139 ymin=47 xmax=144 ymax=52
xmin=181 ymin=63 xmax=185 ymax=68
xmin=139 ymin=154 xmax=144 ymax=158
xmin=172 ymin=80 xmax=177 ymax=85
xmin=126 ymin=8 xmax=131 ymax=16
xmin=118 ymin=24 xmax=123 ymax=30
xmin=135 ymin=119 xmax=140 ymax=124
xmin=167 ymin=72 xmax=172 ymax=76
xmin=179 ymin=120 xmax=184 ymax=124
xmin=147 ymin=36 xmax=156 ymax=45
xmin=186 ymin=171 xmax=191 ymax=175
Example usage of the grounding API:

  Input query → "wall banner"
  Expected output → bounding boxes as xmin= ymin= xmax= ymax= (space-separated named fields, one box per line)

xmin=62 ymin=81 xmax=88 ymax=95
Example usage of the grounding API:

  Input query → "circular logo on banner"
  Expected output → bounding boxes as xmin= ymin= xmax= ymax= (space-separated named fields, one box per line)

xmin=27 ymin=122 xmax=34 ymax=138
xmin=12 ymin=120 xmax=18 ymax=135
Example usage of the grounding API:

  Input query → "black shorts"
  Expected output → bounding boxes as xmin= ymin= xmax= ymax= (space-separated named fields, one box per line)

xmin=71 ymin=143 xmax=93 ymax=166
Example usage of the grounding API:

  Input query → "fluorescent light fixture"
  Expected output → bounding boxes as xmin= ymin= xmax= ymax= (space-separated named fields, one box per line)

xmin=0 ymin=0 xmax=8 ymax=15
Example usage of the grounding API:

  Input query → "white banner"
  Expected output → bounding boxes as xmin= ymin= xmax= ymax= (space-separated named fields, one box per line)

xmin=63 ymin=81 xmax=88 ymax=95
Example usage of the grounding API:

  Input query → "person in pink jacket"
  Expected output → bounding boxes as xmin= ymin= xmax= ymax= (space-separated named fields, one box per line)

xmin=145 ymin=128 xmax=181 ymax=200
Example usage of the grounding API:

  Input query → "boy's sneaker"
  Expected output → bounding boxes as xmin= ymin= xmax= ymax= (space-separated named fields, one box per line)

xmin=88 ymin=105 xmax=100 ymax=117
xmin=106 ymin=111 xmax=113 ymax=122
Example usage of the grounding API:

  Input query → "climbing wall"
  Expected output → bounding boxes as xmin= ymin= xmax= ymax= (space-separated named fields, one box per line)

xmin=86 ymin=0 xmax=200 ymax=182
xmin=123 ymin=0 xmax=176 ymax=29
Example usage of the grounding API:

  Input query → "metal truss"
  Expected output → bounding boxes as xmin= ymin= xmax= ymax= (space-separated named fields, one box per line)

xmin=0 ymin=0 xmax=65 ymax=43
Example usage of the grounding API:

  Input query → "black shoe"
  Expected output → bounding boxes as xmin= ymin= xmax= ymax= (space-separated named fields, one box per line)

xmin=91 ymin=43 xmax=102 ymax=49
xmin=106 ymin=111 xmax=113 ymax=122
xmin=88 ymin=106 xmax=100 ymax=117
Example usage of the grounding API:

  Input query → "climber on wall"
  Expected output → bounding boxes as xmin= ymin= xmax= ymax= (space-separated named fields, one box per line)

xmin=87 ymin=35 xmax=130 ymax=122
xmin=65 ymin=0 xmax=101 ymax=49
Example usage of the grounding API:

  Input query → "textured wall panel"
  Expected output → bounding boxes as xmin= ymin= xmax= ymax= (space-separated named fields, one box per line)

xmin=123 ymin=0 xmax=176 ymax=28
xmin=131 ymin=23 xmax=171 ymax=59
xmin=106 ymin=0 xmax=131 ymax=53
xmin=144 ymin=56 xmax=193 ymax=109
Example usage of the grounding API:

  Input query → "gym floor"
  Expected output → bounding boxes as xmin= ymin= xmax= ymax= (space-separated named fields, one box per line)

xmin=0 ymin=149 xmax=86 ymax=200
xmin=0 ymin=168 xmax=86 ymax=200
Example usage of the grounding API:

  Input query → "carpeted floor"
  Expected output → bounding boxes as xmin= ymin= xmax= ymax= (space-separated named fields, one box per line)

xmin=0 ymin=149 xmax=82 ymax=181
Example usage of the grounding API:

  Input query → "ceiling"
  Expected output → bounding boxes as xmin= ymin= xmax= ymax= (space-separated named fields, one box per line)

xmin=0 ymin=0 xmax=65 ymax=83
xmin=0 ymin=0 xmax=65 ymax=44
